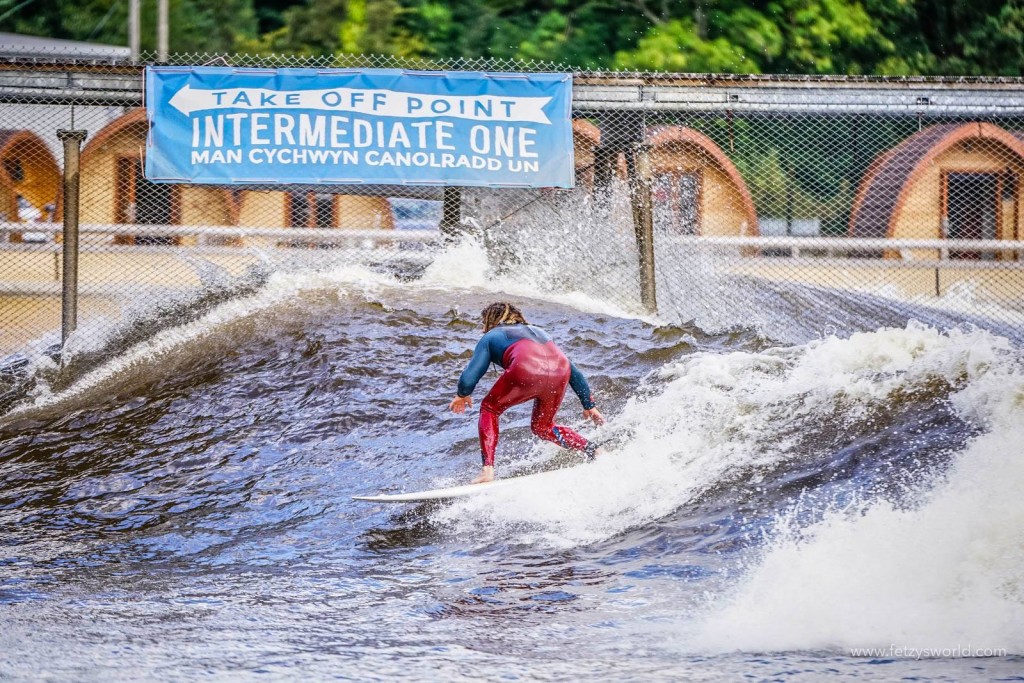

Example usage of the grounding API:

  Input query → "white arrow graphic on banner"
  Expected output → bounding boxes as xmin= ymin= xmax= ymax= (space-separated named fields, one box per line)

xmin=168 ymin=85 xmax=552 ymax=124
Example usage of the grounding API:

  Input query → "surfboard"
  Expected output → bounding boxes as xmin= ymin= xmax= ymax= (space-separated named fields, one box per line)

xmin=351 ymin=464 xmax=580 ymax=503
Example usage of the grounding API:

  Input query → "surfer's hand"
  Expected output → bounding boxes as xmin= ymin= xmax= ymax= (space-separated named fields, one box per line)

xmin=450 ymin=395 xmax=472 ymax=414
xmin=583 ymin=407 xmax=605 ymax=425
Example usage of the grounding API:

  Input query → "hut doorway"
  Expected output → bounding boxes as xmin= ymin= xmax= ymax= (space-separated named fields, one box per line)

xmin=288 ymin=192 xmax=336 ymax=228
xmin=944 ymin=171 xmax=999 ymax=260
xmin=115 ymin=157 xmax=180 ymax=245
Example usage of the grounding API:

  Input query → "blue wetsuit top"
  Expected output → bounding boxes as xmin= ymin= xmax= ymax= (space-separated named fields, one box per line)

xmin=457 ymin=324 xmax=596 ymax=409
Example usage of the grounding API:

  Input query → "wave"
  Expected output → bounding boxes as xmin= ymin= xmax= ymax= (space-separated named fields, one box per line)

xmin=0 ymin=264 xmax=396 ymax=419
xmin=692 ymin=326 xmax=1024 ymax=654
xmin=0 ymin=233 xmax=649 ymax=419
xmin=431 ymin=323 xmax=1017 ymax=559
xmin=6 ymin=212 xmax=1021 ymax=420
xmin=0 ymin=232 xmax=1019 ymax=661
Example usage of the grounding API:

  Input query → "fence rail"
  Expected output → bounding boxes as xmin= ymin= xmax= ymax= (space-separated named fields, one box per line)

xmin=9 ymin=227 xmax=1024 ymax=253
xmin=662 ymin=236 xmax=1024 ymax=251
xmin=0 ymin=223 xmax=442 ymax=243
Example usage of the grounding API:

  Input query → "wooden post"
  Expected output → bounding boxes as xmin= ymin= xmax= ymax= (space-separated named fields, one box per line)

xmin=440 ymin=187 xmax=462 ymax=239
xmin=627 ymin=144 xmax=656 ymax=312
xmin=57 ymin=129 xmax=88 ymax=346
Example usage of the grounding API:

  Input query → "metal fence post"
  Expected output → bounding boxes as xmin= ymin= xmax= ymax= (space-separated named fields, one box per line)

xmin=57 ymin=129 xmax=88 ymax=346
xmin=628 ymin=143 xmax=657 ymax=313
xmin=129 ymin=0 xmax=140 ymax=61
xmin=440 ymin=187 xmax=462 ymax=239
xmin=158 ymin=0 xmax=170 ymax=62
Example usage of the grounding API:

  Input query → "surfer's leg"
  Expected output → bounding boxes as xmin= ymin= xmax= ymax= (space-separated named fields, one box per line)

xmin=530 ymin=380 xmax=591 ymax=453
xmin=479 ymin=371 xmax=533 ymax=467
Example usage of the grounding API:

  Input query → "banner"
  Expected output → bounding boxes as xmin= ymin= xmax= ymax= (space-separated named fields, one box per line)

xmin=144 ymin=67 xmax=574 ymax=188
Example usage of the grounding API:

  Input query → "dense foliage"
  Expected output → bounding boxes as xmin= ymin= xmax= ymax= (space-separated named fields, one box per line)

xmin=3 ymin=0 xmax=1023 ymax=75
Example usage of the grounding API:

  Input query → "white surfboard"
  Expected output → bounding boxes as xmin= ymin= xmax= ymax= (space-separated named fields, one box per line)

xmin=352 ymin=464 xmax=581 ymax=503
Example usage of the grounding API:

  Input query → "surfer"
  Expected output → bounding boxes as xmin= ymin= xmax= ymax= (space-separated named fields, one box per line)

xmin=449 ymin=302 xmax=605 ymax=484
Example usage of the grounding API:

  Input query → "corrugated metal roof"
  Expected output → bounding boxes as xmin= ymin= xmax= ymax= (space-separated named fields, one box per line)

xmin=851 ymin=124 xmax=962 ymax=237
xmin=0 ymin=32 xmax=129 ymax=60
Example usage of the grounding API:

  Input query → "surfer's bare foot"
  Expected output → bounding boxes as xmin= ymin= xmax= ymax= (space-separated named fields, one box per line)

xmin=471 ymin=466 xmax=495 ymax=484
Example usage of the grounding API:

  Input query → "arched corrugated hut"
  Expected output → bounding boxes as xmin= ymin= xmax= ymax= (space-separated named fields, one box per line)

xmin=81 ymin=108 xmax=235 ymax=245
xmin=646 ymin=126 xmax=759 ymax=237
xmin=572 ymin=120 xmax=601 ymax=189
xmin=0 ymin=130 xmax=61 ymax=242
xmin=850 ymin=122 xmax=1024 ymax=259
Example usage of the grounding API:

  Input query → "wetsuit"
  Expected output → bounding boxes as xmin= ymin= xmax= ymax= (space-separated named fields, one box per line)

xmin=457 ymin=323 xmax=597 ymax=467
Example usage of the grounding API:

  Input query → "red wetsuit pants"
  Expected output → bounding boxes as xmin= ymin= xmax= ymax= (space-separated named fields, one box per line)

xmin=478 ymin=340 xmax=590 ymax=467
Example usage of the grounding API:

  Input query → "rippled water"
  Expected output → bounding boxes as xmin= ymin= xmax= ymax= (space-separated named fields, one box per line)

xmin=1 ymin=251 xmax=1023 ymax=681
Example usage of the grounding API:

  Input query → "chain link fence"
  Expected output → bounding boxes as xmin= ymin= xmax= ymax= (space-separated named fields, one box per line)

xmin=2 ymin=48 xmax=1024 ymax=391
xmin=632 ymin=95 xmax=1024 ymax=341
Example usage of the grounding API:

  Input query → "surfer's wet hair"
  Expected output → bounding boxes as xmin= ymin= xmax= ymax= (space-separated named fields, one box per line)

xmin=481 ymin=302 xmax=527 ymax=332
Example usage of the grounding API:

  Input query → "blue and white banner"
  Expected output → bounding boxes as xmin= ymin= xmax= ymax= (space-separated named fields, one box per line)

xmin=144 ymin=67 xmax=574 ymax=188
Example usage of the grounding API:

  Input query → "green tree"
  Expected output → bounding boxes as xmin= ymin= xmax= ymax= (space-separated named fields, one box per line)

xmin=614 ymin=18 xmax=759 ymax=72
xmin=867 ymin=0 xmax=1024 ymax=76
xmin=614 ymin=0 xmax=896 ymax=74
xmin=7 ymin=0 xmax=1024 ymax=76
xmin=240 ymin=0 xmax=345 ymax=54
xmin=340 ymin=0 xmax=400 ymax=54
xmin=962 ymin=2 xmax=1024 ymax=75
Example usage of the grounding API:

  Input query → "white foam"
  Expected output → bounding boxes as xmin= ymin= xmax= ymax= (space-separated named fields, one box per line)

xmin=888 ymin=279 xmax=1024 ymax=330
xmin=433 ymin=323 xmax=1020 ymax=562
xmin=418 ymin=235 xmax=656 ymax=323
xmin=693 ymin=328 xmax=1024 ymax=654
xmin=419 ymin=237 xmax=492 ymax=288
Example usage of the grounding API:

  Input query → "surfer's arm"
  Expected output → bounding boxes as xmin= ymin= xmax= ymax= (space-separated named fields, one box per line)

xmin=457 ymin=334 xmax=494 ymax=397
xmin=568 ymin=362 xmax=596 ymax=410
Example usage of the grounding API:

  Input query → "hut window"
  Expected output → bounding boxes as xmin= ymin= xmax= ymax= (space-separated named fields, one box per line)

xmin=677 ymin=172 xmax=700 ymax=234
xmin=288 ymin=192 xmax=311 ymax=228
xmin=652 ymin=171 xmax=701 ymax=235
xmin=1002 ymin=171 xmax=1018 ymax=201
xmin=313 ymin=193 xmax=334 ymax=228
xmin=289 ymin=192 xmax=335 ymax=228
